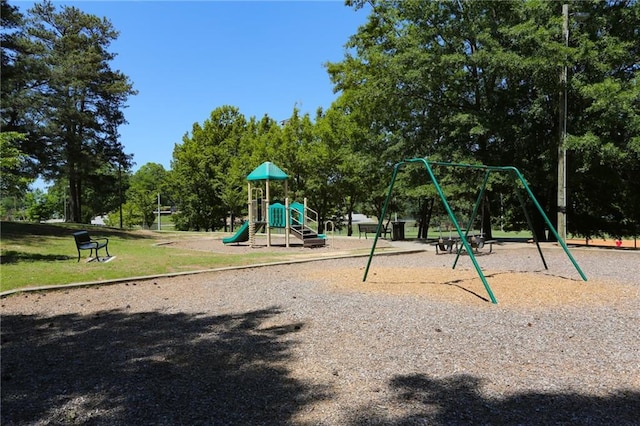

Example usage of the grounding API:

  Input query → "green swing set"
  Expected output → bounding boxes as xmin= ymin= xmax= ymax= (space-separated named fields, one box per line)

xmin=363 ymin=158 xmax=587 ymax=304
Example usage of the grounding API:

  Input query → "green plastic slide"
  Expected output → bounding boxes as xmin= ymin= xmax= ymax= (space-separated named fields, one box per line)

xmin=222 ymin=221 xmax=250 ymax=244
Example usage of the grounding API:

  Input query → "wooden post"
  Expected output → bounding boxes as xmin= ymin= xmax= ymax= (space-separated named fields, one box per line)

xmin=265 ymin=180 xmax=270 ymax=247
xmin=248 ymin=182 xmax=253 ymax=247
xmin=285 ymin=197 xmax=290 ymax=247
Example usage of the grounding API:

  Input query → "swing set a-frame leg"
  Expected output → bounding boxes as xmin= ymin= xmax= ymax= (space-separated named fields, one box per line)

xmin=363 ymin=158 xmax=587 ymax=305
xmin=363 ymin=158 xmax=498 ymax=304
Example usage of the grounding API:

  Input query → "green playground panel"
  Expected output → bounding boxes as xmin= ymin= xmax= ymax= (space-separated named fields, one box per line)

xmin=268 ymin=202 xmax=305 ymax=228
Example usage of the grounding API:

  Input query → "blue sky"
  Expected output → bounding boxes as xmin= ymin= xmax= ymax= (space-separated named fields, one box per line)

xmin=21 ymin=0 xmax=369 ymax=175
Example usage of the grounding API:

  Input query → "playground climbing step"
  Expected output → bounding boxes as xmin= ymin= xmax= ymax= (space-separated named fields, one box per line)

xmin=291 ymin=224 xmax=326 ymax=247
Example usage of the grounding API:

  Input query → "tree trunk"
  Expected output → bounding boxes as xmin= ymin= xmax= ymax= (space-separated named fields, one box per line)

xmin=347 ymin=196 xmax=357 ymax=237
xmin=533 ymin=214 xmax=549 ymax=242
xmin=417 ymin=197 xmax=434 ymax=239
xmin=481 ymin=195 xmax=493 ymax=239
xmin=68 ymin=163 xmax=82 ymax=223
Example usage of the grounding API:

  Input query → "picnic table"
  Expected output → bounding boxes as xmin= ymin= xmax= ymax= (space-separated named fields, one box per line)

xmin=357 ymin=222 xmax=391 ymax=239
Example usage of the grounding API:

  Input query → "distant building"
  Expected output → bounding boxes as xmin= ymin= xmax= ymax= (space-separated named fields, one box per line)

xmin=91 ymin=215 xmax=106 ymax=226
xmin=349 ymin=213 xmax=374 ymax=223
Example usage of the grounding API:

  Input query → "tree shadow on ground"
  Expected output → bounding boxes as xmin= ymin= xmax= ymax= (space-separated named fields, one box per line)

xmin=347 ymin=374 xmax=639 ymax=425
xmin=1 ymin=307 xmax=328 ymax=425
xmin=0 ymin=221 xmax=156 ymax=243
xmin=0 ymin=250 xmax=74 ymax=264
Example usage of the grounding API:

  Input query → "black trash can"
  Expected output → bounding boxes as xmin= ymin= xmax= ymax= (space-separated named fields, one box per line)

xmin=391 ymin=221 xmax=405 ymax=241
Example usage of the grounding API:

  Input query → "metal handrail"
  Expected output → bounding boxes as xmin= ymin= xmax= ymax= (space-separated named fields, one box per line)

xmin=304 ymin=204 xmax=320 ymax=232
xmin=323 ymin=220 xmax=335 ymax=247
xmin=250 ymin=188 xmax=264 ymax=223
xmin=290 ymin=199 xmax=319 ymax=233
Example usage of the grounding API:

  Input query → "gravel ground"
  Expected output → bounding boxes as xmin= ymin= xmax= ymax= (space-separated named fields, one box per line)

xmin=1 ymin=239 xmax=639 ymax=425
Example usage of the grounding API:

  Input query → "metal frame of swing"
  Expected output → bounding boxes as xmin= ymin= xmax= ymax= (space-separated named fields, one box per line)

xmin=362 ymin=158 xmax=588 ymax=304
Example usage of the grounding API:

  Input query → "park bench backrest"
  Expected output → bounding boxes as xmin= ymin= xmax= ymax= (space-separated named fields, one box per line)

xmin=73 ymin=231 xmax=91 ymax=246
xmin=358 ymin=223 xmax=379 ymax=232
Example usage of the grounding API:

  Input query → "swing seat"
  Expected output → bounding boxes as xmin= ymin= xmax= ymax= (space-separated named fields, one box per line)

xmin=432 ymin=238 xmax=456 ymax=254
xmin=465 ymin=236 xmax=498 ymax=253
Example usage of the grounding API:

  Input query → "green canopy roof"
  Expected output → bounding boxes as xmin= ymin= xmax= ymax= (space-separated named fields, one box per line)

xmin=247 ymin=162 xmax=289 ymax=181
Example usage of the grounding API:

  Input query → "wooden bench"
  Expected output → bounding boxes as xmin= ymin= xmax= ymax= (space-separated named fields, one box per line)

xmin=357 ymin=223 xmax=390 ymax=239
xmin=72 ymin=230 xmax=110 ymax=262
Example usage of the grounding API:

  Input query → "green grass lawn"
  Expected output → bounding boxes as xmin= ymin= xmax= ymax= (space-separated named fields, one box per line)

xmin=0 ymin=221 xmax=309 ymax=293
xmin=1 ymin=221 xmax=538 ymax=293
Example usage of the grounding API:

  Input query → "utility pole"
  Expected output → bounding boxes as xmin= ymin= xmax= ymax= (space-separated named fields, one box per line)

xmin=557 ymin=3 xmax=569 ymax=241
xmin=557 ymin=4 xmax=589 ymax=241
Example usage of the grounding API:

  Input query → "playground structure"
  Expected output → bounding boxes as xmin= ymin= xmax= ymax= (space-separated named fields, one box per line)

xmin=363 ymin=158 xmax=588 ymax=304
xmin=223 ymin=162 xmax=326 ymax=248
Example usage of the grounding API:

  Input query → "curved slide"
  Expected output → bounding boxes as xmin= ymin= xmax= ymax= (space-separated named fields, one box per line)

xmin=222 ymin=221 xmax=250 ymax=244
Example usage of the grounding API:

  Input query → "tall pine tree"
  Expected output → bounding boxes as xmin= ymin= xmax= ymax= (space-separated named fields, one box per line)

xmin=7 ymin=1 xmax=136 ymax=222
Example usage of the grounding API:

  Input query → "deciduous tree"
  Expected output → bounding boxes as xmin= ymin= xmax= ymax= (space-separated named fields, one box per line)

xmin=329 ymin=0 xmax=639 ymax=239
xmin=170 ymin=106 xmax=247 ymax=231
